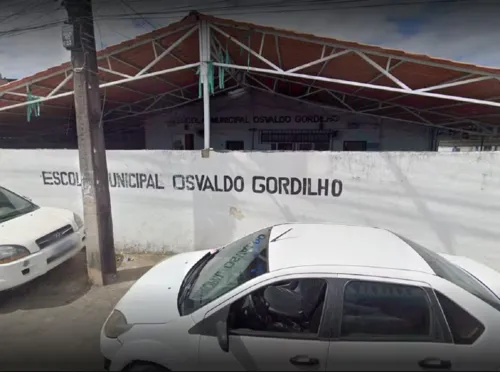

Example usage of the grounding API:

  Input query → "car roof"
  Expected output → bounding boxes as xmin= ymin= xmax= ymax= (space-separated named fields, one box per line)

xmin=267 ymin=223 xmax=435 ymax=275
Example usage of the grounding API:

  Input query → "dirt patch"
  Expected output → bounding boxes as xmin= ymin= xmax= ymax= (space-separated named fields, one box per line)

xmin=0 ymin=250 xmax=170 ymax=371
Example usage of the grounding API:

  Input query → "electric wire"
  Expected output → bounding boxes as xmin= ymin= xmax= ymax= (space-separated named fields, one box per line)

xmin=92 ymin=0 xmax=498 ymax=21
xmin=0 ymin=0 xmax=495 ymax=38
xmin=117 ymin=0 xmax=156 ymax=30
xmin=0 ymin=0 xmax=53 ymax=24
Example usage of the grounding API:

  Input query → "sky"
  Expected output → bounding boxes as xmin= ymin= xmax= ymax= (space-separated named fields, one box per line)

xmin=0 ymin=0 xmax=499 ymax=79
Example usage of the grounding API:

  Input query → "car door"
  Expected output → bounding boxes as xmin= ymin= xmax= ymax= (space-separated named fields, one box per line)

xmin=326 ymin=275 xmax=459 ymax=371
xmin=427 ymin=275 xmax=500 ymax=371
xmin=193 ymin=274 xmax=336 ymax=371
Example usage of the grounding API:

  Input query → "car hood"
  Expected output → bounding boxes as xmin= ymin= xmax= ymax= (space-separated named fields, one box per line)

xmin=115 ymin=249 xmax=211 ymax=325
xmin=0 ymin=206 xmax=76 ymax=251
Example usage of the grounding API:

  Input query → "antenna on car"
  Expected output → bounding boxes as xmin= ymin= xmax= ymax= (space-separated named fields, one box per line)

xmin=270 ymin=227 xmax=293 ymax=243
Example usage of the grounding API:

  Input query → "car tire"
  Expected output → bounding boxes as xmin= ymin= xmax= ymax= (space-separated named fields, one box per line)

xmin=124 ymin=362 xmax=170 ymax=372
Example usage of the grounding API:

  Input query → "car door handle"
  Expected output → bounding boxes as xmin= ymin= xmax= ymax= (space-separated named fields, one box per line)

xmin=290 ymin=355 xmax=320 ymax=366
xmin=418 ymin=357 xmax=452 ymax=370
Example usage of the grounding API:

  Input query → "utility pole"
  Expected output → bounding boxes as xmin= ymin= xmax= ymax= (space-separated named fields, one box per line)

xmin=62 ymin=0 xmax=116 ymax=285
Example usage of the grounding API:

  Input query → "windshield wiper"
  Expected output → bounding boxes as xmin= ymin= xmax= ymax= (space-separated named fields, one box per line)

xmin=0 ymin=204 xmax=37 ymax=224
xmin=270 ymin=227 xmax=293 ymax=242
xmin=0 ymin=210 xmax=22 ymax=223
xmin=177 ymin=251 xmax=218 ymax=311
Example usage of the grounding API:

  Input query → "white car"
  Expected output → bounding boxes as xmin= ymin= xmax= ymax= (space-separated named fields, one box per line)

xmin=0 ymin=185 xmax=85 ymax=291
xmin=100 ymin=223 xmax=500 ymax=371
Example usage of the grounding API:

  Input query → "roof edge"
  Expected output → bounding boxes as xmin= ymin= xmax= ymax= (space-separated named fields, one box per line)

xmin=2 ymin=10 xmax=499 ymax=95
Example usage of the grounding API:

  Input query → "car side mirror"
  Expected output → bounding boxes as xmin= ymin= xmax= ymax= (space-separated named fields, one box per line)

xmin=215 ymin=320 xmax=229 ymax=352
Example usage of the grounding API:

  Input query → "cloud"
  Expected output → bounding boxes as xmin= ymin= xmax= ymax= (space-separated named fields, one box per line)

xmin=383 ymin=3 xmax=500 ymax=66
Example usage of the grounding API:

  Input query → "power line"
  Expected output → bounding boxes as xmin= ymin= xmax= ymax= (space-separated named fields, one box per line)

xmin=0 ymin=0 xmax=495 ymax=38
xmin=0 ymin=19 xmax=65 ymax=37
xmin=0 ymin=0 xmax=60 ymax=29
xmin=117 ymin=0 xmax=156 ymax=30
xmin=93 ymin=0 xmax=497 ymax=20
xmin=0 ymin=0 xmax=48 ymax=22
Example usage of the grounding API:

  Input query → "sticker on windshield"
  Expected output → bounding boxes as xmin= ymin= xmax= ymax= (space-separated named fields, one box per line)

xmin=191 ymin=234 xmax=268 ymax=300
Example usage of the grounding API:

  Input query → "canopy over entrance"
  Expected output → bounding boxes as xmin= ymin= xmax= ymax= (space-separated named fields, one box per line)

xmin=1 ymin=11 xmax=499 ymax=142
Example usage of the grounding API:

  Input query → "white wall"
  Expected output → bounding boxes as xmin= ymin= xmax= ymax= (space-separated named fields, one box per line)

xmin=1 ymin=149 xmax=500 ymax=270
xmin=439 ymin=146 xmax=500 ymax=152
xmin=145 ymin=91 xmax=433 ymax=151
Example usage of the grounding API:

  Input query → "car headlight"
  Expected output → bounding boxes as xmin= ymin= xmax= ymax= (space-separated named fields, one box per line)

xmin=104 ymin=309 xmax=133 ymax=339
xmin=0 ymin=245 xmax=30 ymax=264
xmin=73 ymin=213 xmax=84 ymax=229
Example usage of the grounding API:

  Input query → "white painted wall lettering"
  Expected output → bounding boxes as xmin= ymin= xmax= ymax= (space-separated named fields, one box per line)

xmin=172 ymin=174 xmax=245 ymax=192
xmin=41 ymin=171 xmax=164 ymax=190
xmin=2 ymin=150 xmax=499 ymax=272
xmin=145 ymin=91 xmax=432 ymax=151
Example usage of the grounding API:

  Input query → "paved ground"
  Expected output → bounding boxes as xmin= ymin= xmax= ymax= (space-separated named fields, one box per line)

xmin=0 ymin=251 xmax=168 ymax=371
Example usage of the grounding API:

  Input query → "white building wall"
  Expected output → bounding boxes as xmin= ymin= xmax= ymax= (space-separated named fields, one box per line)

xmin=145 ymin=91 xmax=433 ymax=151
xmin=1 ymin=150 xmax=500 ymax=271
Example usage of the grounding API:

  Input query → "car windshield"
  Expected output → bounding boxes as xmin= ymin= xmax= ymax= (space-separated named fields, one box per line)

xmin=179 ymin=227 xmax=272 ymax=315
xmin=0 ymin=186 xmax=38 ymax=223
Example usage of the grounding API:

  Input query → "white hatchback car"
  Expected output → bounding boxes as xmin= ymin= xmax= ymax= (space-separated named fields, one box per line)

xmin=0 ymin=185 xmax=85 ymax=291
xmin=101 ymin=223 xmax=500 ymax=371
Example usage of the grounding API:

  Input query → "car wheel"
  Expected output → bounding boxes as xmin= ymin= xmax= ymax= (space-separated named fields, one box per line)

xmin=124 ymin=362 xmax=170 ymax=372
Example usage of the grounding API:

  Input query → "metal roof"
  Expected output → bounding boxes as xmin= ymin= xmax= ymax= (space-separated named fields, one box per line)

xmin=0 ymin=11 xmax=499 ymax=137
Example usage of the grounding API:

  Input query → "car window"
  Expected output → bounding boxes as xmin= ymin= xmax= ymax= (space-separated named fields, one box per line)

xmin=228 ymin=278 xmax=328 ymax=336
xmin=0 ymin=186 xmax=36 ymax=223
xmin=398 ymin=235 xmax=500 ymax=313
xmin=340 ymin=280 xmax=432 ymax=340
xmin=435 ymin=291 xmax=485 ymax=345
xmin=179 ymin=227 xmax=272 ymax=315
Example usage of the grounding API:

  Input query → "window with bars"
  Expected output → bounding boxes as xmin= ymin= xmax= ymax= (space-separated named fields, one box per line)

xmin=270 ymin=142 xmax=330 ymax=151
xmin=261 ymin=130 xmax=334 ymax=151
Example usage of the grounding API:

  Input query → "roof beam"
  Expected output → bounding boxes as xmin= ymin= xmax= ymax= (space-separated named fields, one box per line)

xmin=375 ymin=73 xmax=490 ymax=105
xmin=416 ymin=76 xmax=492 ymax=93
xmin=212 ymin=20 xmax=500 ymax=80
xmin=109 ymin=55 xmax=180 ymax=92
xmin=0 ymin=97 xmax=68 ymax=110
xmin=286 ymin=49 xmax=350 ymax=74
xmin=207 ymin=20 xmax=500 ymax=112
xmin=210 ymin=24 xmax=283 ymax=72
xmin=351 ymin=60 xmax=405 ymax=98
xmin=274 ymin=36 xmax=282 ymax=69
xmin=274 ymin=35 xmax=283 ymax=90
xmin=48 ymin=73 xmax=73 ymax=97
xmin=98 ymin=59 xmax=183 ymax=98
xmin=211 ymin=35 xmax=240 ymax=84
xmin=0 ymin=63 xmax=200 ymax=113
xmin=104 ymin=78 xmax=235 ymax=124
xmin=98 ymin=66 xmax=132 ymax=79
xmin=356 ymin=51 xmax=410 ymax=90
xmin=259 ymin=32 xmax=266 ymax=55
xmin=304 ymin=46 xmax=336 ymax=94
xmin=137 ymin=25 xmax=198 ymax=76
xmin=213 ymin=62 xmax=500 ymax=109
xmin=0 ymin=22 xmax=197 ymax=97
xmin=245 ymin=71 xmax=496 ymax=134
xmin=244 ymin=81 xmax=486 ymax=136
xmin=153 ymin=41 xmax=195 ymax=74
xmin=103 ymin=81 xmax=199 ymax=118
xmin=325 ymin=90 xmax=355 ymax=112
xmin=98 ymin=75 xmax=153 ymax=98
xmin=246 ymin=74 xmax=275 ymax=93
xmin=428 ymin=95 xmax=500 ymax=111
